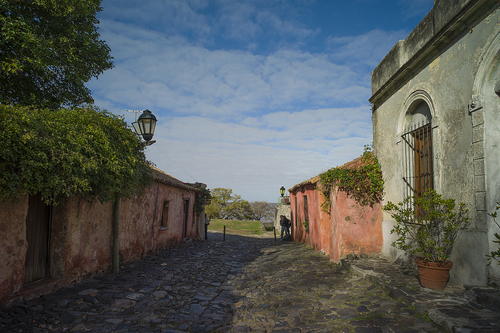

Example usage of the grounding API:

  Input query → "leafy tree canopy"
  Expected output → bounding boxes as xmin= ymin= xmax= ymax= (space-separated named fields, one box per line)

xmin=205 ymin=188 xmax=255 ymax=220
xmin=0 ymin=0 xmax=112 ymax=107
xmin=0 ymin=105 xmax=151 ymax=205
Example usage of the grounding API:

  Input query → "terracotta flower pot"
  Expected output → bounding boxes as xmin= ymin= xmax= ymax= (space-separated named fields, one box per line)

xmin=415 ymin=258 xmax=453 ymax=290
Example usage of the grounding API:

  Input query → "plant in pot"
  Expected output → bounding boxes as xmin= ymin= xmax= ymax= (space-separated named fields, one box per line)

xmin=383 ymin=190 xmax=469 ymax=290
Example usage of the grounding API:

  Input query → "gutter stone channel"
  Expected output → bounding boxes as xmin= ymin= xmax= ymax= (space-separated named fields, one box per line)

xmin=347 ymin=256 xmax=500 ymax=332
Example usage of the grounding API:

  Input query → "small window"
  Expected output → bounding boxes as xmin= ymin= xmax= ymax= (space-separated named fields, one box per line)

xmin=160 ymin=201 xmax=169 ymax=229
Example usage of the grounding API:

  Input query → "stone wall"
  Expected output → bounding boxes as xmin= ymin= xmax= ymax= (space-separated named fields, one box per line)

xmin=274 ymin=201 xmax=291 ymax=235
xmin=371 ymin=1 xmax=499 ymax=285
xmin=0 ymin=176 xmax=202 ymax=303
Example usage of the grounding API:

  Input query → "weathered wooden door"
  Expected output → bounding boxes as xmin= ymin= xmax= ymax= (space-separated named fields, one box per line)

xmin=25 ymin=195 xmax=51 ymax=283
xmin=413 ymin=123 xmax=433 ymax=198
xmin=182 ymin=199 xmax=189 ymax=238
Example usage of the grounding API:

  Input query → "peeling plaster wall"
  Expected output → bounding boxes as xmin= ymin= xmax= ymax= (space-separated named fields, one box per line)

xmin=0 ymin=180 xmax=201 ymax=303
xmin=290 ymin=185 xmax=382 ymax=262
xmin=0 ymin=196 xmax=28 ymax=303
xmin=372 ymin=5 xmax=499 ymax=285
xmin=329 ymin=190 xmax=383 ymax=262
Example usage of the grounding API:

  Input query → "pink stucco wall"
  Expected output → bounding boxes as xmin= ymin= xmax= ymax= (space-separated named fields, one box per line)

xmin=0 ymin=179 xmax=200 ymax=303
xmin=291 ymin=183 xmax=382 ymax=263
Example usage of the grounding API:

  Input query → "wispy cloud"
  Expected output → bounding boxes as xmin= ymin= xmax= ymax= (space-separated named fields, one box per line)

xmin=327 ymin=29 xmax=407 ymax=67
xmin=91 ymin=20 xmax=367 ymax=119
xmin=147 ymin=109 xmax=370 ymax=201
xmin=88 ymin=1 xmax=406 ymax=201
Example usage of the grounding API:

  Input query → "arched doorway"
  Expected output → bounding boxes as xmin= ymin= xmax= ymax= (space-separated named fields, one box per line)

xmin=401 ymin=99 xmax=434 ymax=206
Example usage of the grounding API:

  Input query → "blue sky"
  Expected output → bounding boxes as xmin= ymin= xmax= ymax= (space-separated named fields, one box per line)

xmin=88 ymin=0 xmax=434 ymax=202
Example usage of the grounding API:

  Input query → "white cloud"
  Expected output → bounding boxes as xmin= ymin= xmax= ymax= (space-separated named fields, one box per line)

xmin=327 ymin=29 xmax=408 ymax=67
xmin=90 ymin=20 xmax=368 ymax=119
xmin=145 ymin=108 xmax=371 ymax=201
xmin=87 ymin=2 xmax=397 ymax=202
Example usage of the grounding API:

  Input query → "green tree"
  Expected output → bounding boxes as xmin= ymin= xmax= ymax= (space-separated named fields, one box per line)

xmin=226 ymin=200 xmax=254 ymax=220
xmin=0 ymin=0 xmax=112 ymax=107
xmin=0 ymin=105 xmax=150 ymax=204
xmin=205 ymin=188 xmax=255 ymax=220
xmin=205 ymin=188 xmax=236 ymax=219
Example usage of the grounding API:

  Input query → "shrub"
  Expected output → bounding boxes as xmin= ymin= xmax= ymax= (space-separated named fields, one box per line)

xmin=319 ymin=145 xmax=383 ymax=211
xmin=487 ymin=202 xmax=500 ymax=265
xmin=0 ymin=105 xmax=151 ymax=204
xmin=383 ymin=190 xmax=469 ymax=263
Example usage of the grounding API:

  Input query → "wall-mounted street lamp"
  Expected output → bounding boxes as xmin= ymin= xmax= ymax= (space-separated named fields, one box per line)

xmin=280 ymin=186 xmax=286 ymax=197
xmin=132 ymin=109 xmax=157 ymax=145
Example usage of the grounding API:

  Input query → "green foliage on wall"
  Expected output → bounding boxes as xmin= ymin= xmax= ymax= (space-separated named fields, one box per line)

xmin=303 ymin=219 xmax=309 ymax=233
xmin=0 ymin=105 xmax=151 ymax=205
xmin=487 ymin=202 xmax=500 ymax=265
xmin=319 ymin=146 xmax=384 ymax=211
xmin=192 ymin=185 xmax=211 ymax=215
xmin=0 ymin=0 xmax=112 ymax=107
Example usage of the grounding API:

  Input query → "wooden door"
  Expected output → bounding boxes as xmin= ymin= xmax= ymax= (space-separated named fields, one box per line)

xmin=413 ymin=123 xmax=433 ymax=198
xmin=25 ymin=195 xmax=51 ymax=283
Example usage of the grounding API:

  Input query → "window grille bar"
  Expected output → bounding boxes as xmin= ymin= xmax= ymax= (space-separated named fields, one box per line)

xmin=402 ymin=121 xmax=433 ymax=214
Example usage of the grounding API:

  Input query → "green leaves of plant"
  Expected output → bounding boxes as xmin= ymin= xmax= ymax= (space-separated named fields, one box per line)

xmin=0 ymin=105 xmax=151 ymax=205
xmin=487 ymin=202 xmax=500 ymax=265
xmin=319 ymin=147 xmax=384 ymax=211
xmin=383 ymin=190 xmax=470 ymax=263
xmin=0 ymin=0 xmax=112 ymax=107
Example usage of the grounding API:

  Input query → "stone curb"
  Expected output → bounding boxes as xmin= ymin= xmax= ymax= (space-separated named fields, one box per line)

xmin=349 ymin=257 xmax=500 ymax=332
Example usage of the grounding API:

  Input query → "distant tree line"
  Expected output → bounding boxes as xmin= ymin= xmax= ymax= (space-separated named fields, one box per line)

xmin=205 ymin=188 xmax=276 ymax=221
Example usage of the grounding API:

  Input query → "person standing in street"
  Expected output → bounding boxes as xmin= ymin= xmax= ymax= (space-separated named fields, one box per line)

xmin=279 ymin=215 xmax=287 ymax=240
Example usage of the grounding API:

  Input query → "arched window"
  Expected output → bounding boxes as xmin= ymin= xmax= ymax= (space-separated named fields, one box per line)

xmin=402 ymin=100 xmax=434 ymax=205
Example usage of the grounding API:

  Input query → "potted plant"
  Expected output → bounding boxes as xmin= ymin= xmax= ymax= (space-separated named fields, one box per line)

xmin=384 ymin=190 xmax=469 ymax=290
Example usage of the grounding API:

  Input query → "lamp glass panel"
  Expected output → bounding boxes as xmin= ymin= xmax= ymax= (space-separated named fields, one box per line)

xmin=132 ymin=122 xmax=142 ymax=135
xmin=150 ymin=119 xmax=156 ymax=135
xmin=138 ymin=119 xmax=146 ymax=134
xmin=142 ymin=119 xmax=152 ymax=134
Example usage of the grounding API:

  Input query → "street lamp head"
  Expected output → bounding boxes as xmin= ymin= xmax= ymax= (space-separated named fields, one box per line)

xmin=132 ymin=109 xmax=157 ymax=142
xmin=280 ymin=186 xmax=286 ymax=197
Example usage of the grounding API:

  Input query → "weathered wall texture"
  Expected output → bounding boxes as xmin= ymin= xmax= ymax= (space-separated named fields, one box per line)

xmin=0 ymin=172 xmax=202 ymax=303
xmin=371 ymin=1 xmax=499 ymax=285
xmin=0 ymin=197 xmax=29 ymax=301
xmin=289 ymin=175 xmax=383 ymax=263
xmin=274 ymin=202 xmax=291 ymax=233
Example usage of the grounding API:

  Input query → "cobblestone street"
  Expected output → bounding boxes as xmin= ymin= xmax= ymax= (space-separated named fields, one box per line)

xmin=1 ymin=233 xmax=440 ymax=332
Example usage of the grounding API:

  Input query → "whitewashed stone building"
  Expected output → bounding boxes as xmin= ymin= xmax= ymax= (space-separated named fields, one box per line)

xmin=371 ymin=0 xmax=499 ymax=286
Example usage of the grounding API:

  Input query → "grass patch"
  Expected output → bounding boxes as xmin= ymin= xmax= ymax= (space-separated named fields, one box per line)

xmin=208 ymin=219 xmax=266 ymax=236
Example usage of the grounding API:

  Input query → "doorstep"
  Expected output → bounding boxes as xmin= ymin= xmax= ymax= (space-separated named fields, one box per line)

xmin=347 ymin=256 xmax=500 ymax=332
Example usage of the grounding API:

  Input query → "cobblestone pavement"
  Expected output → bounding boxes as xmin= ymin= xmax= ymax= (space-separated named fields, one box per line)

xmin=1 ymin=233 xmax=440 ymax=332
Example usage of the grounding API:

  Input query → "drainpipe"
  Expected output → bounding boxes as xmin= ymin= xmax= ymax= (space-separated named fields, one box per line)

xmin=112 ymin=196 xmax=120 ymax=274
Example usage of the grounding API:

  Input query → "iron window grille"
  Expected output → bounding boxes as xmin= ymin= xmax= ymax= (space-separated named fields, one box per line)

xmin=401 ymin=121 xmax=434 ymax=213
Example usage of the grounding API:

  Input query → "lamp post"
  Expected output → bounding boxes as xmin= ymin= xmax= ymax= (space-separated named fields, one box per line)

xmin=112 ymin=109 xmax=157 ymax=274
xmin=280 ymin=186 xmax=286 ymax=197
xmin=132 ymin=109 xmax=157 ymax=145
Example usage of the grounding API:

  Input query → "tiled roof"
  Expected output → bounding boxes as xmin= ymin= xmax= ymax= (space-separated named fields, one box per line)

xmin=150 ymin=166 xmax=200 ymax=192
